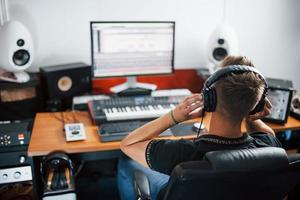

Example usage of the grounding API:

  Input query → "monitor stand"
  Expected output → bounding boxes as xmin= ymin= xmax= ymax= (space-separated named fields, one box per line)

xmin=110 ymin=76 xmax=157 ymax=96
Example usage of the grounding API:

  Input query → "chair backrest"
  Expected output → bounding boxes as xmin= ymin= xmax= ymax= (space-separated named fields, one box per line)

xmin=162 ymin=147 xmax=300 ymax=200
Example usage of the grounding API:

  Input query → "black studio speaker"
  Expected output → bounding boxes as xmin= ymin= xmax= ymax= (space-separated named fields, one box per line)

xmin=291 ymin=94 xmax=300 ymax=120
xmin=40 ymin=62 xmax=91 ymax=100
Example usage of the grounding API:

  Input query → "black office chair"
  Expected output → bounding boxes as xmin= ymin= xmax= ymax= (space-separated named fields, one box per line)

xmin=134 ymin=147 xmax=300 ymax=200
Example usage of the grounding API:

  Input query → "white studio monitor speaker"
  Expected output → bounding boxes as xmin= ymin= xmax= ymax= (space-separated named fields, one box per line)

xmin=0 ymin=20 xmax=34 ymax=82
xmin=206 ymin=24 xmax=238 ymax=73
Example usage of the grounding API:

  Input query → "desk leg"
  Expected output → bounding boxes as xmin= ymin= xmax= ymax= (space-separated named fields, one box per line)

xmin=31 ymin=156 xmax=43 ymax=200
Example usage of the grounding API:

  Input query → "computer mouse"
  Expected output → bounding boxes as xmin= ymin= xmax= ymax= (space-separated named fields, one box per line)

xmin=0 ymin=70 xmax=30 ymax=83
xmin=13 ymin=71 xmax=30 ymax=83
xmin=5 ymin=71 xmax=30 ymax=83
xmin=193 ymin=122 xmax=205 ymax=132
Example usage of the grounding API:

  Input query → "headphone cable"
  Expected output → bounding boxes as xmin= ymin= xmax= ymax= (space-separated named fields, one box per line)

xmin=193 ymin=109 xmax=205 ymax=143
xmin=51 ymin=112 xmax=66 ymax=129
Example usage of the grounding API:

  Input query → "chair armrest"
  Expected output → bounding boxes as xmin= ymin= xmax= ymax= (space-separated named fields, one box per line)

xmin=133 ymin=170 xmax=151 ymax=200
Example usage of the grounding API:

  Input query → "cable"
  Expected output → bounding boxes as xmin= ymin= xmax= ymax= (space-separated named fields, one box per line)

xmin=62 ymin=109 xmax=80 ymax=123
xmin=73 ymin=160 xmax=85 ymax=177
xmin=51 ymin=111 xmax=80 ymax=124
xmin=190 ymin=109 xmax=206 ymax=159
xmin=0 ymin=0 xmax=9 ymax=24
xmin=50 ymin=112 xmax=65 ymax=124
xmin=50 ymin=112 xmax=66 ymax=133
xmin=0 ymin=0 xmax=3 ymax=26
xmin=51 ymin=111 xmax=81 ymax=135
xmin=193 ymin=110 xmax=205 ymax=143
xmin=70 ymin=111 xmax=80 ymax=123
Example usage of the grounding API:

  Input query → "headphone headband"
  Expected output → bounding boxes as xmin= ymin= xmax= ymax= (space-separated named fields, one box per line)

xmin=202 ymin=65 xmax=268 ymax=114
xmin=40 ymin=151 xmax=74 ymax=184
xmin=205 ymin=65 xmax=266 ymax=88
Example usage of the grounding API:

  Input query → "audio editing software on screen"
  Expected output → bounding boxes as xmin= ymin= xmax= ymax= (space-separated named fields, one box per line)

xmin=91 ymin=22 xmax=174 ymax=77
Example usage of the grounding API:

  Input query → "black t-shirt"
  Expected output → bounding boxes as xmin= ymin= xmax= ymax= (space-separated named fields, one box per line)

xmin=145 ymin=132 xmax=282 ymax=175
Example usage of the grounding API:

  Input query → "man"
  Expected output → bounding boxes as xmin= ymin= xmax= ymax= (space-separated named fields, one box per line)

xmin=118 ymin=56 xmax=282 ymax=200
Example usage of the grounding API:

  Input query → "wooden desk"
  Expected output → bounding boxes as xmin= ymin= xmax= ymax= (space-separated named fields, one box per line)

xmin=28 ymin=112 xmax=200 ymax=157
xmin=28 ymin=112 xmax=119 ymax=156
xmin=28 ymin=111 xmax=300 ymax=157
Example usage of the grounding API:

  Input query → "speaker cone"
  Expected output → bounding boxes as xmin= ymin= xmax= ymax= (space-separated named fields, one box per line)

xmin=212 ymin=47 xmax=228 ymax=61
xmin=291 ymin=95 xmax=300 ymax=110
xmin=57 ymin=76 xmax=73 ymax=92
xmin=13 ymin=49 xmax=30 ymax=66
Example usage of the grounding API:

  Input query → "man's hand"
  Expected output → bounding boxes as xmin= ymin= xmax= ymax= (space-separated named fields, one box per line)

xmin=245 ymin=98 xmax=275 ymax=136
xmin=246 ymin=98 xmax=272 ymax=121
xmin=172 ymin=94 xmax=204 ymax=123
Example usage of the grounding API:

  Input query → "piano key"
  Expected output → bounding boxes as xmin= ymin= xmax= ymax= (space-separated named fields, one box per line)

xmin=103 ymin=104 xmax=174 ymax=121
xmin=90 ymin=93 xmax=190 ymax=123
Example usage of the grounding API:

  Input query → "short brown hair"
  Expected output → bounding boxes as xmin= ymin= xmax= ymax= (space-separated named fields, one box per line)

xmin=214 ymin=56 xmax=265 ymax=121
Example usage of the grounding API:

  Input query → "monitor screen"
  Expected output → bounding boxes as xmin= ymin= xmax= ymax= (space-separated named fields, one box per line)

xmin=90 ymin=21 xmax=175 ymax=78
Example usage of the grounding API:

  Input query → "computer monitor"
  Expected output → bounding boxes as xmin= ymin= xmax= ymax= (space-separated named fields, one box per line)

xmin=90 ymin=21 xmax=175 ymax=93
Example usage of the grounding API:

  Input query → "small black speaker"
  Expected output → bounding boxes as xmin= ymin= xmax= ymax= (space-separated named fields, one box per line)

xmin=40 ymin=62 xmax=91 ymax=100
xmin=291 ymin=94 xmax=300 ymax=120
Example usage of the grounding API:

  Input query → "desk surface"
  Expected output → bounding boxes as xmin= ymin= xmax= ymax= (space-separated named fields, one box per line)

xmin=28 ymin=111 xmax=300 ymax=157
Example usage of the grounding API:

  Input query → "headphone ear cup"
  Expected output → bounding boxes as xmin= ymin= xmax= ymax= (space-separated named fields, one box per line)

xmin=58 ymin=169 xmax=68 ymax=190
xmin=210 ymin=88 xmax=217 ymax=112
xmin=203 ymin=88 xmax=210 ymax=111
xmin=50 ymin=168 xmax=59 ymax=190
xmin=203 ymin=87 xmax=217 ymax=112
xmin=249 ymin=88 xmax=268 ymax=115
xmin=250 ymin=98 xmax=265 ymax=115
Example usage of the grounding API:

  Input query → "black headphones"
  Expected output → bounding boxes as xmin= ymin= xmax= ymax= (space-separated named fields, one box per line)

xmin=40 ymin=151 xmax=74 ymax=191
xmin=202 ymin=65 xmax=268 ymax=115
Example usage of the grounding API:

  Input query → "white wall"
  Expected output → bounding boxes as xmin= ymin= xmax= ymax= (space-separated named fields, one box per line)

xmin=7 ymin=0 xmax=300 ymax=91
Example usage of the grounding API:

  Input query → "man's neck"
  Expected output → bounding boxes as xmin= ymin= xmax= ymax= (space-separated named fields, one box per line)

xmin=209 ymin=112 xmax=243 ymax=138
